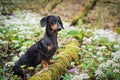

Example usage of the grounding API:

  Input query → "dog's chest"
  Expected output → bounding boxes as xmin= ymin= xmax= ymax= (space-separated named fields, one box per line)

xmin=48 ymin=40 xmax=57 ymax=51
xmin=42 ymin=35 xmax=58 ymax=54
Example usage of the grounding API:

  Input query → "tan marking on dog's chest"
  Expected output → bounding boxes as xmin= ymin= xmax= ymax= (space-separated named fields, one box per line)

xmin=47 ymin=46 xmax=52 ymax=51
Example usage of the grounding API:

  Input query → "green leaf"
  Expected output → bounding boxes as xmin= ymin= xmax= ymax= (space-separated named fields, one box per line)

xmin=20 ymin=65 xmax=26 ymax=69
xmin=28 ymin=67 xmax=34 ymax=70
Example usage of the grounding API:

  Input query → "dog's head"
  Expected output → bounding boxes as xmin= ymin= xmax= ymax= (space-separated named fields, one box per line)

xmin=40 ymin=15 xmax=64 ymax=32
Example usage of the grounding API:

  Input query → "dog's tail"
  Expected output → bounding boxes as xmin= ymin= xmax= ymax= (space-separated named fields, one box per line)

xmin=13 ymin=66 xmax=24 ymax=78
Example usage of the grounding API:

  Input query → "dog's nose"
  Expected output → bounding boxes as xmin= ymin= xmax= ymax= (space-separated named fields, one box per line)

xmin=57 ymin=26 xmax=62 ymax=31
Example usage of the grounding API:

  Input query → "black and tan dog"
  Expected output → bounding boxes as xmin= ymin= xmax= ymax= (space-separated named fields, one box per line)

xmin=13 ymin=15 xmax=64 ymax=80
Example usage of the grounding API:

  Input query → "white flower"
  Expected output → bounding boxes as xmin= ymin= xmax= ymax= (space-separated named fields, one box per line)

xmin=98 ymin=57 xmax=104 ymax=61
xmin=111 ymin=50 xmax=120 ymax=62
xmin=5 ymin=62 xmax=15 ymax=67
xmin=112 ymin=56 xmax=120 ymax=62
xmin=72 ymin=73 xmax=90 ymax=80
xmin=117 ymin=36 xmax=120 ymax=44
xmin=93 ymin=35 xmax=99 ymax=40
xmin=96 ymin=46 xmax=107 ymax=50
xmin=81 ymin=45 xmax=86 ymax=49
xmin=93 ymin=29 xmax=117 ymax=42
xmin=27 ymin=31 xmax=34 ymax=35
xmin=13 ymin=55 xmax=19 ymax=62
xmin=20 ymin=46 xmax=27 ymax=51
xmin=88 ymin=48 xmax=92 ymax=51
xmin=95 ymin=50 xmax=120 ymax=78
xmin=98 ymin=63 xmax=106 ymax=69
xmin=10 ymin=27 xmax=18 ymax=31
xmin=112 ymin=63 xmax=120 ymax=68
xmin=96 ymin=52 xmax=102 ymax=56
xmin=2 ymin=41 xmax=8 ymax=44
xmin=95 ymin=69 xmax=104 ymax=77
xmin=12 ymin=40 xmax=18 ymax=43
xmin=18 ymin=35 xmax=25 ymax=38
xmin=19 ymin=52 xmax=25 ymax=57
xmin=83 ymin=37 xmax=92 ymax=44
xmin=113 ymin=68 xmax=120 ymax=73
xmin=92 ymin=55 xmax=97 ymax=58
xmin=105 ymin=60 xmax=114 ymax=67
xmin=113 ymin=44 xmax=119 ymax=49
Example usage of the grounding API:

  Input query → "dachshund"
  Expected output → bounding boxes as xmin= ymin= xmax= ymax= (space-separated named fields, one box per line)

xmin=13 ymin=15 xmax=64 ymax=80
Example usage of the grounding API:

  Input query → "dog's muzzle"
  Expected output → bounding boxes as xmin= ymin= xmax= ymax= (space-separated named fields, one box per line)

xmin=57 ymin=26 xmax=62 ymax=31
xmin=57 ymin=23 xmax=63 ymax=31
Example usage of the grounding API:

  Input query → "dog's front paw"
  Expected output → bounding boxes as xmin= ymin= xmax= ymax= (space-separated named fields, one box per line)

xmin=42 ymin=60 xmax=48 ymax=68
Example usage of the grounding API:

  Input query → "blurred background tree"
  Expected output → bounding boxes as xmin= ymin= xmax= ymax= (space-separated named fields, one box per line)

xmin=0 ymin=0 xmax=120 ymax=29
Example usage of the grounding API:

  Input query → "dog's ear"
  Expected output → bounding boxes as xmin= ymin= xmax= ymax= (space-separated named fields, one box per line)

xmin=57 ymin=16 xmax=64 ymax=29
xmin=40 ymin=16 xmax=47 ymax=27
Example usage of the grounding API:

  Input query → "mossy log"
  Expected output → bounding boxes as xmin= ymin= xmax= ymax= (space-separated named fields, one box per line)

xmin=29 ymin=39 xmax=79 ymax=80
xmin=70 ymin=0 xmax=97 ymax=25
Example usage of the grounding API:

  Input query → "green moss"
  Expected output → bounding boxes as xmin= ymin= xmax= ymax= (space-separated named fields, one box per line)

xmin=64 ymin=41 xmax=79 ymax=64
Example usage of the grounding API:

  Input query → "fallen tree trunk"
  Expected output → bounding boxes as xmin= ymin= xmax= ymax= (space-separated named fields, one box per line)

xmin=70 ymin=0 xmax=98 ymax=25
xmin=29 ymin=39 xmax=79 ymax=80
